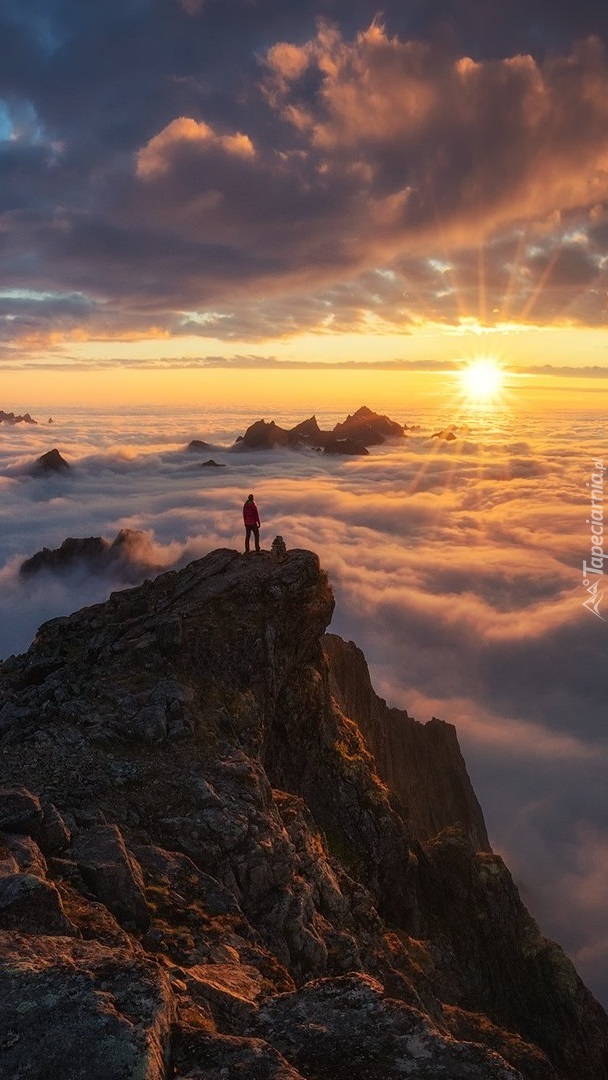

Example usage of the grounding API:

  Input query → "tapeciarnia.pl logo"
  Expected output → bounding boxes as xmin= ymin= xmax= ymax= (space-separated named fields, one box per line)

xmin=581 ymin=460 xmax=605 ymax=620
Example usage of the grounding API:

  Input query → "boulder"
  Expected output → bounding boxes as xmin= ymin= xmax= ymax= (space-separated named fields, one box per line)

xmin=171 ymin=1029 xmax=306 ymax=1079
xmin=0 ymin=933 xmax=173 ymax=1080
xmin=0 ymin=873 xmax=76 ymax=935
xmin=255 ymin=973 xmax=523 ymax=1079
xmin=0 ymin=787 xmax=44 ymax=835
xmin=71 ymin=824 xmax=149 ymax=931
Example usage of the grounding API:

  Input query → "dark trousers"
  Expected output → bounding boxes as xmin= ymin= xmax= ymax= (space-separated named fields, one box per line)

xmin=245 ymin=524 xmax=260 ymax=552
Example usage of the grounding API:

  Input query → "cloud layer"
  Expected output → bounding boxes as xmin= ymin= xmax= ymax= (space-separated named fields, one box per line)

xmin=1 ymin=400 xmax=607 ymax=1007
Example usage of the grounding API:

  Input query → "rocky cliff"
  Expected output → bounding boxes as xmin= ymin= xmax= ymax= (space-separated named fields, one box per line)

xmin=0 ymin=548 xmax=606 ymax=1079
xmin=323 ymin=634 xmax=490 ymax=853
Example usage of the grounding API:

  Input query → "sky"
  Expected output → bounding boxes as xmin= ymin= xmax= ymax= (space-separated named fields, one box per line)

xmin=1 ymin=0 xmax=608 ymax=403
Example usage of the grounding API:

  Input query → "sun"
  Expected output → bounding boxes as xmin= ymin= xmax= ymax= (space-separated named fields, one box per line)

xmin=457 ymin=356 xmax=505 ymax=402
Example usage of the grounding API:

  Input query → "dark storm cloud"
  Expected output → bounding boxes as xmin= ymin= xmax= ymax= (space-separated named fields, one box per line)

xmin=1 ymin=2 xmax=608 ymax=355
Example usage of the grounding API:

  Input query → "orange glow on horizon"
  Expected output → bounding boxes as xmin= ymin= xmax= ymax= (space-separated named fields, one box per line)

xmin=3 ymin=316 xmax=608 ymax=413
xmin=4 ymin=362 xmax=608 ymax=415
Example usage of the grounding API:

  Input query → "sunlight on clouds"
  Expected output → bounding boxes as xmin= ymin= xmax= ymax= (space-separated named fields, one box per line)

xmin=263 ymin=22 xmax=608 ymax=237
xmin=265 ymin=42 xmax=310 ymax=90
xmin=136 ymin=117 xmax=255 ymax=180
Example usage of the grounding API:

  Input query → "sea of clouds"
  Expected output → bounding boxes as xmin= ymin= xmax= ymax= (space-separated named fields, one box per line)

xmin=1 ymin=402 xmax=607 ymax=1005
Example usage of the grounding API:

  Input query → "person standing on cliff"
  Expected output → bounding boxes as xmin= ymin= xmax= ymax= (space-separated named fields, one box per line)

xmin=243 ymin=493 xmax=261 ymax=553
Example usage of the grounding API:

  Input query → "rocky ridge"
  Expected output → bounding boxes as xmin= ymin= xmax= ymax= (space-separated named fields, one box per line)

xmin=0 ymin=409 xmax=38 ymax=424
xmin=233 ymin=406 xmax=404 ymax=454
xmin=0 ymin=548 xmax=606 ymax=1079
xmin=19 ymin=528 xmax=165 ymax=583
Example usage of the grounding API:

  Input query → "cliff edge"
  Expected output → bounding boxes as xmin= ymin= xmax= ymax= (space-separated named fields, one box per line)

xmin=0 ymin=548 xmax=606 ymax=1079
xmin=323 ymin=632 xmax=490 ymax=852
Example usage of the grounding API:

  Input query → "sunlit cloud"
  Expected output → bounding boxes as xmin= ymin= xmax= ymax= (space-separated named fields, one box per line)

xmin=263 ymin=23 xmax=608 ymax=241
xmin=136 ymin=116 xmax=255 ymax=180
xmin=2 ymin=11 xmax=608 ymax=363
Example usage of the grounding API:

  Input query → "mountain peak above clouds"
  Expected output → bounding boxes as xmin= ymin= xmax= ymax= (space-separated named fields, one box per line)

xmin=234 ymin=405 xmax=406 ymax=453
xmin=0 ymin=547 xmax=606 ymax=1079
xmin=0 ymin=410 xmax=37 ymax=425
xmin=29 ymin=448 xmax=70 ymax=474
xmin=19 ymin=528 xmax=164 ymax=583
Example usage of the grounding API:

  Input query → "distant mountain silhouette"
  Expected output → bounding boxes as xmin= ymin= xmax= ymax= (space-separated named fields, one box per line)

xmin=29 ymin=449 xmax=70 ymax=474
xmin=19 ymin=528 xmax=164 ymax=582
xmin=234 ymin=405 xmax=405 ymax=454
xmin=0 ymin=410 xmax=37 ymax=425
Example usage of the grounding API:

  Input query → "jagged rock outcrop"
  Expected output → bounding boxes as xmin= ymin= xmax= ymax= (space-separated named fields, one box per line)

xmin=289 ymin=416 xmax=325 ymax=442
xmin=19 ymin=528 xmax=164 ymax=582
xmin=233 ymin=407 xmax=404 ymax=454
xmin=186 ymin=439 xmax=212 ymax=451
xmin=234 ymin=419 xmax=294 ymax=450
xmin=331 ymin=405 xmax=404 ymax=446
xmin=0 ymin=548 xmax=606 ymax=1079
xmin=0 ymin=409 xmax=38 ymax=424
xmin=30 ymin=447 xmax=70 ymax=474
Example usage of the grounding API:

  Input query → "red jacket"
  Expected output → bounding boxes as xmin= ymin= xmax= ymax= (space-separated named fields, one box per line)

xmin=243 ymin=499 xmax=260 ymax=526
